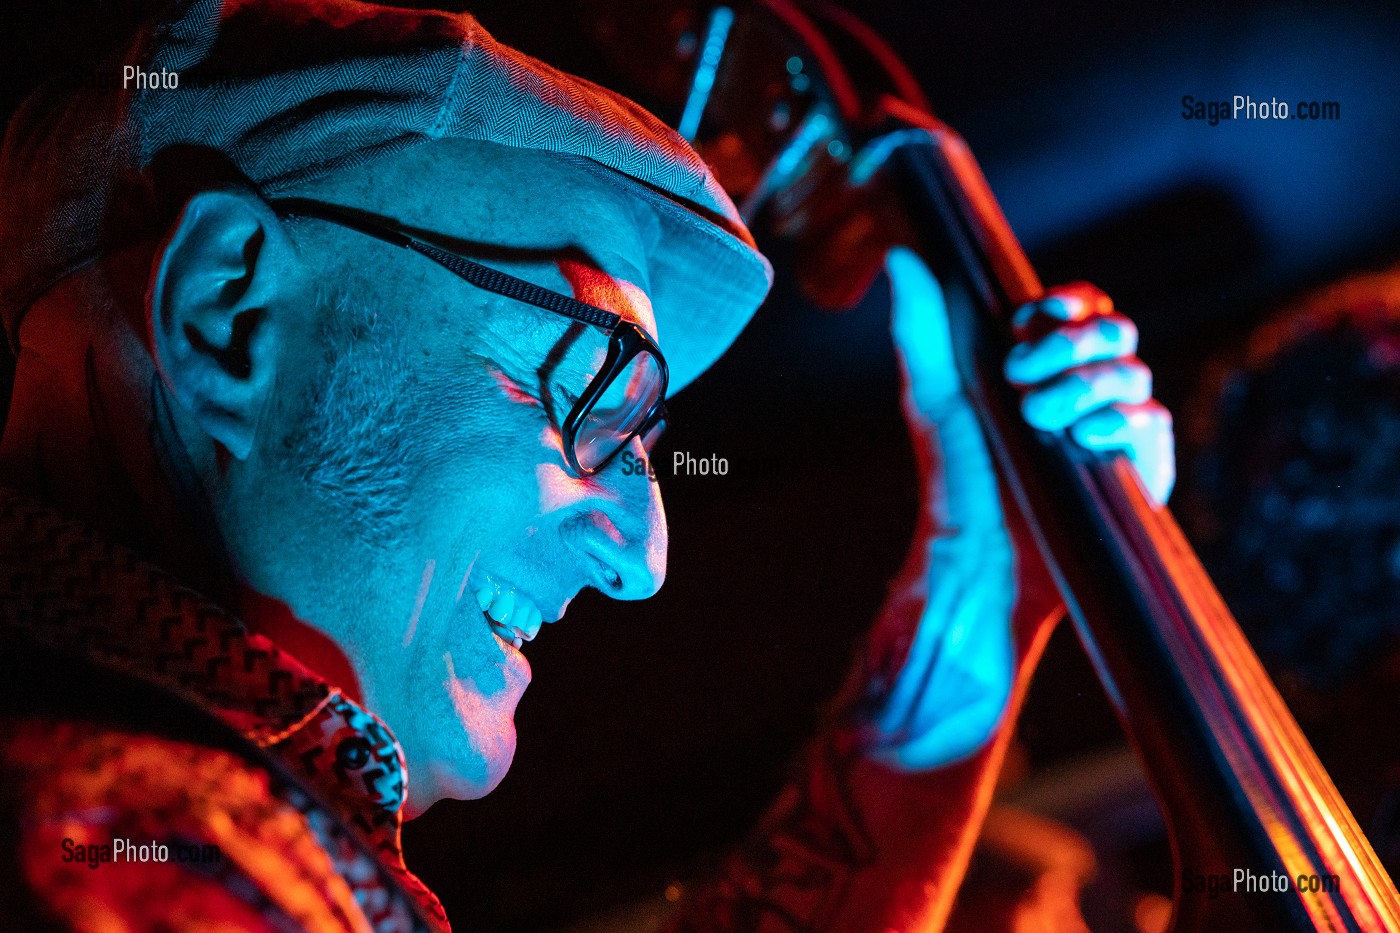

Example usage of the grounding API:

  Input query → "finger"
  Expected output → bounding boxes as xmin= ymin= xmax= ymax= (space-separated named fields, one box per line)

xmin=1021 ymin=359 xmax=1152 ymax=432
xmin=1068 ymin=400 xmax=1169 ymax=449
xmin=1004 ymin=314 xmax=1139 ymax=385
xmin=886 ymin=247 xmax=962 ymax=414
xmin=1068 ymin=401 xmax=1176 ymax=505
xmin=1012 ymin=281 xmax=1114 ymax=334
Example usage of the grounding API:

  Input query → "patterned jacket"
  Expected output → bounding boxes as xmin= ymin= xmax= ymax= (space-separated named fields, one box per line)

xmin=0 ymin=488 xmax=451 ymax=932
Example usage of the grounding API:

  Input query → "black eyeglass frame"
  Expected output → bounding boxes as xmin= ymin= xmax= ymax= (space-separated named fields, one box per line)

xmin=267 ymin=197 xmax=669 ymax=476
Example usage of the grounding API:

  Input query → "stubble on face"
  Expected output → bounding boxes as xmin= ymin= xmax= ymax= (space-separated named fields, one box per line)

xmin=276 ymin=284 xmax=420 ymax=549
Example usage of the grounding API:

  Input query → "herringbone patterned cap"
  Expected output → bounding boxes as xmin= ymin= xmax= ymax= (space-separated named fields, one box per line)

xmin=0 ymin=0 xmax=773 ymax=392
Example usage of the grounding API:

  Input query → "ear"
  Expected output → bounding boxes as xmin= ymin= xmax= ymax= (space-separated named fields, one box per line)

xmin=148 ymin=188 xmax=297 ymax=460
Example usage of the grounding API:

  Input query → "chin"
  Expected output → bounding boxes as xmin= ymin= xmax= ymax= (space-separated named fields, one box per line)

xmin=404 ymin=720 xmax=517 ymax=818
xmin=392 ymin=646 xmax=527 ymax=815
xmin=467 ymin=721 xmax=517 ymax=797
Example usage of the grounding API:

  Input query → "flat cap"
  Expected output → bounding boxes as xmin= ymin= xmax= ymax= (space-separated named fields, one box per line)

xmin=0 ymin=0 xmax=772 ymax=392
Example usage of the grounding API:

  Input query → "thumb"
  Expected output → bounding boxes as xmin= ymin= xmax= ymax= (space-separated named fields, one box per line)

xmin=886 ymin=247 xmax=963 ymax=415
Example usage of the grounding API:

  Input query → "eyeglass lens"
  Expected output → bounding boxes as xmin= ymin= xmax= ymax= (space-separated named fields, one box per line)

xmin=574 ymin=348 xmax=666 ymax=472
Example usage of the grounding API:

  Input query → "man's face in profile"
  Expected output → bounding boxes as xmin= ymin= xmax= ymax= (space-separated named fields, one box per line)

xmin=197 ymin=141 xmax=668 ymax=811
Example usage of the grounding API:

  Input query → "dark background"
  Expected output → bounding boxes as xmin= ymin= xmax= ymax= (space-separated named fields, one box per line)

xmin=4 ymin=2 xmax=1400 ymax=930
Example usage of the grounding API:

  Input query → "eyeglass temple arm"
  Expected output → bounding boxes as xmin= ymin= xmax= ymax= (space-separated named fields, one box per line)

xmin=268 ymin=197 xmax=622 ymax=332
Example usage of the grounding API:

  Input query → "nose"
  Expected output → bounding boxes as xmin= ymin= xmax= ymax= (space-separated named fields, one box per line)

xmin=569 ymin=440 xmax=667 ymax=599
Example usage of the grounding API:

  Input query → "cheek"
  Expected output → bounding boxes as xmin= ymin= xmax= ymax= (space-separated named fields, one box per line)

xmin=407 ymin=386 xmax=565 ymax=544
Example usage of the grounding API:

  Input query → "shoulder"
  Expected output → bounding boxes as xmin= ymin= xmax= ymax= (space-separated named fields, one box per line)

xmin=0 ymin=651 xmax=375 ymax=932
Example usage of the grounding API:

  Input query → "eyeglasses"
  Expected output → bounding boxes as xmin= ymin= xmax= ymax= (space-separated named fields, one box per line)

xmin=267 ymin=197 xmax=668 ymax=476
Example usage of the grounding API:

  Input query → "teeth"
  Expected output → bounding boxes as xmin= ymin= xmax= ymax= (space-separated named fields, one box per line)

xmin=472 ymin=574 xmax=547 ymax=643
xmin=487 ymin=590 xmax=515 ymax=623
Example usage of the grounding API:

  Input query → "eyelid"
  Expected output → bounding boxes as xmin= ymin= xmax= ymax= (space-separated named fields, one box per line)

xmin=490 ymin=368 xmax=542 ymax=406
